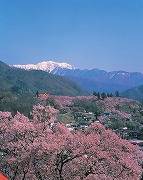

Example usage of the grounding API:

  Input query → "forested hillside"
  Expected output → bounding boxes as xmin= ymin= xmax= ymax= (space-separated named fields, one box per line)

xmin=0 ymin=61 xmax=88 ymax=96
xmin=0 ymin=61 xmax=89 ymax=116
xmin=121 ymin=85 xmax=143 ymax=102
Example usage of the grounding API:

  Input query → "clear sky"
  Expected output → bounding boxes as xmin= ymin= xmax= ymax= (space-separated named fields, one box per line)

xmin=0 ymin=0 xmax=143 ymax=72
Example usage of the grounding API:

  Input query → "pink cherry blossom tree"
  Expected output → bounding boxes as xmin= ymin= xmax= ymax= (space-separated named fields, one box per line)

xmin=0 ymin=105 xmax=143 ymax=180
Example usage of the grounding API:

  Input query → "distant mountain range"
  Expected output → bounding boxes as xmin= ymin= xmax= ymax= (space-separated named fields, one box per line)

xmin=0 ymin=61 xmax=88 ymax=96
xmin=11 ymin=61 xmax=143 ymax=94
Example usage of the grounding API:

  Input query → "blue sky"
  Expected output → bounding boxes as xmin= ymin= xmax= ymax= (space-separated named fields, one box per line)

xmin=0 ymin=0 xmax=143 ymax=72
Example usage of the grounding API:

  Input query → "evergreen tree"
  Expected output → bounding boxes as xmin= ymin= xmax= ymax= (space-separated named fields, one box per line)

xmin=110 ymin=93 xmax=114 ymax=97
xmin=97 ymin=92 xmax=100 ymax=100
xmin=101 ymin=92 xmax=107 ymax=100
xmin=115 ymin=91 xmax=120 ymax=97
xmin=36 ymin=90 xmax=39 ymax=98
xmin=93 ymin=91 xmax=97 ymax=96
xmin=107 ymin=93 xmax=110 ymax=97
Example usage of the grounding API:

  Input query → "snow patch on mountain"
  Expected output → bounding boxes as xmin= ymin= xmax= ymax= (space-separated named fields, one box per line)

xmin=11 ymin=61 xmax=76 ymax=73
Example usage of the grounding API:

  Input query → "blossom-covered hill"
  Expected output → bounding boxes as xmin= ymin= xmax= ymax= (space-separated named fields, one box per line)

xmin=43 ymin=95 xmax=143 ymax=133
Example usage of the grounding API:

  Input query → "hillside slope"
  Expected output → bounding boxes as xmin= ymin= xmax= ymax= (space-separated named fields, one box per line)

xmin=41 ymin=95 xmax=143 ymax=133
xmin=121 ymin=85 xmax=143 ymax=101
xmin=0 ymin=61 xmax=89 ymax=96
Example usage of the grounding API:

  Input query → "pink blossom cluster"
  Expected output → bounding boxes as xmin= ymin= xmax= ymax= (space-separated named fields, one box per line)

xmin=97 ymin=97 xmax=141 ymax=123
xmin=97 ymin=97 xmax=139 ymax=111
xmin=76 ymin=95 xmax=97 ymax=100
xmin=52 ymin=95 xmax=74 ymax=108
xmin=49 ymin=95 xmax=97 ymax=109
xmin=0 ymin=111 xmax=12 ymax=120
xmin=0 ymin=105 xmax=143 ymax=180
xmin=31 ymin=104 xmax=59 ymax=123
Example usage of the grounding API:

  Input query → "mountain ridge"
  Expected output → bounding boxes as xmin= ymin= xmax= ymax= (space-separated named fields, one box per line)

xmin=0 ymin=61 xmax=89 ymax=96
xmin=11 ymin=60 xmax=143 ymax=93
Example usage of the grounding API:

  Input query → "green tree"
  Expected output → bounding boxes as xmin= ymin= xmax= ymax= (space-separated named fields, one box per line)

xmin=115 ymin=91 xmax=120 ymax=97
xmin=97 ymin=92 xmax=100 ymax=100
xmin=107 ymin=93 xmax=110 ymax=97
xmin=110 ymin=93 xmax=114 ymax=97
xmin=36 ymin=90 xmax=39 ymax=97
xmin=101 ymin=92 xmax=107 ymax=100
xmin=93 ymin=91 xmax=97 ymax=96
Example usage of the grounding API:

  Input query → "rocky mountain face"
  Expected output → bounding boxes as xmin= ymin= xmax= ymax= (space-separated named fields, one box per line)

xmin=11 ymin=61 xmax=143 ymax=93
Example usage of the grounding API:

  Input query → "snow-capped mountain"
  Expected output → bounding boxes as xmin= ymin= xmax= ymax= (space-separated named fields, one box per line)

xmin=10 ymin=60 xmax=143 ymax=93
xmin=11 ymin=61 xmax=76 ymax=73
